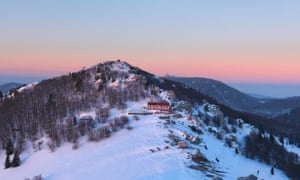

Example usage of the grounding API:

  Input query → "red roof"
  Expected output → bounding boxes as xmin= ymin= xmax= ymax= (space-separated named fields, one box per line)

xmin=148 ymin=102 xmax=169 ymax=106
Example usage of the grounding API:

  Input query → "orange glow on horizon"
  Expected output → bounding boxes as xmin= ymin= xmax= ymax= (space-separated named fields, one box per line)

xmin=1 ymin=51 xmax=300 ymax=84
xmin=129 ymin=52 xmax=300 ymax=84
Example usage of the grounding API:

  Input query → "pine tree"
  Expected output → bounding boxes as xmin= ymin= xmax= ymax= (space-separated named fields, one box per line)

xmin=204 ymin=105 xmax=209 ymax=112
xmin=5 ymin=155 xmax=11 ymax=169
xmin=0 ymin=90 xmax=3 ymax=99
xmin=235 ymin=147 xmax=239 ymax=154
xmin=279 ymin=135 xmax=284 ymax=145
xmin=271 ymin=167 xmax=274 ymax=175
xmin=269 ymin=132 xmax=275 ymax=143
xmin=258 ymin=124 xmax=265 ymax=135
xmin=6 ymin=139 xmax=14 ymax=156
xmin=73 ymin=116 xmax=77 ymax=126
xmin=11 ymin=152 xmax=20 ymax=167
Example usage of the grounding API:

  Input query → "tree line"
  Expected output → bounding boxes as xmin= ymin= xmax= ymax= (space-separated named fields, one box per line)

xmin=0 ymin=62 xmax=149 ymax=158
xmin=244 ymin=130 xmax=300 ymax=179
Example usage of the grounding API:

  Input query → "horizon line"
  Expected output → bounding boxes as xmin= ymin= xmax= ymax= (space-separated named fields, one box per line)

xmin=1 ymin=73 xmax=300 ymax=85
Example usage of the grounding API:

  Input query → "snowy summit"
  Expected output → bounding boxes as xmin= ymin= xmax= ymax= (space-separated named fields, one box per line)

xmin=0 ymin=60 xmax=298 ymax=180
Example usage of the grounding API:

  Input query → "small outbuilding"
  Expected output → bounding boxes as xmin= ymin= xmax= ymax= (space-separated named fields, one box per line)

xmin=177 ymin=141 xmax=187 ymax=149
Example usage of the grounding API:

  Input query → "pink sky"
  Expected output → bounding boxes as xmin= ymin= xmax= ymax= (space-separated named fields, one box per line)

xmin=1 ymin=50 xmax=300 ymax=84
xmin=1 ymin=1 xmax=300 ymax=84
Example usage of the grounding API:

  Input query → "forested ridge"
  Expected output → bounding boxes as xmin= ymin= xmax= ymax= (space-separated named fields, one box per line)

xmin=0 ymin=61 xmax=148 ymax=153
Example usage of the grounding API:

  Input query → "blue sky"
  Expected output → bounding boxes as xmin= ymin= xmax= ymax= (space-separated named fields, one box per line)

xmin=0 ymin=0 xmax=300 ymax=97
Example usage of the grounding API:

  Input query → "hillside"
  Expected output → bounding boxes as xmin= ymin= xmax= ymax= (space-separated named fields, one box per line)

xmin=0 ymin=98 xmax=289 ymax=180
xmin=272 ymin=106 xmax=300 ymax=135
xmin=0 ymin=60 xmax=299 ymax=179
xmin=166 ymin=76 xmax=300 ymax=117
xmin=165 ymin=76 xmax=258 ymax=111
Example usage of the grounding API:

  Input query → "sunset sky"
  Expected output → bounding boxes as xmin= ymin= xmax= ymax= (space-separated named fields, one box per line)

xmin=1 ymin=0 xmax=300 ymax=84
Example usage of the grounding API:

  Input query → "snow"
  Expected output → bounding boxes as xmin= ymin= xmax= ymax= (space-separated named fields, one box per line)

xmin=106 ymin=67 xmax=137 ymax=88
xmin=110 ymin=61 xmax=130 ymax=73
xmin=79 ymin=112 xmax=96 ymax=120
xmin=127 ymin=100 xmax=161 ymax=116
xmin=168 ymin=112 xmax=288 ymax=180
xmin=108 ymin=79 xmax=120 ymax=87
xmin=108 ymin=107 xmax=127 ymax=119
xmin=0 ymin=111 xmax=200 ymax=180
xmin=127 ymin=74 xmax=137 ymax=82
xmin=17 ymin=82 xmax=38 ymax=93
xmin=0 ymin=97 xmax=290 ymax=180
xmin=199 ymin=133 xmax=287 ymax=180
xmin=6 ymin=81 xmax=39 ymax=98
xmin=283 ymin=140 xmax=300 ymax=157
xmin=95 ymin=79 xmax=103 ymax=85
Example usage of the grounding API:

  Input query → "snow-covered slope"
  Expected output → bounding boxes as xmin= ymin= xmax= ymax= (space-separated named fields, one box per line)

xmin=0 ymin=61 xmax=296 ymax=179
xmin=168 ymin=115 xmax=288 ymax=180
xmin=0 ymin=101 xmax=197 ymax=180
xmin=0 ymin=99 xmax=289 ymax=180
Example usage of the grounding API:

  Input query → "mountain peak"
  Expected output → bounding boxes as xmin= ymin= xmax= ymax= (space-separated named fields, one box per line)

xmin=0 ymin=60 xmax=297 ymax=180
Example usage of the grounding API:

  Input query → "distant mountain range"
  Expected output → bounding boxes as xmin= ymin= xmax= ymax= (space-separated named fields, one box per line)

xmin=166 ymin=76 xmax=300 ymax=118
xmin=0 ymin=82 xmax=23 ymax=94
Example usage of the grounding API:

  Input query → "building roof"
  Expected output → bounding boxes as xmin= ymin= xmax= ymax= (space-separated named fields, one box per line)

xmin=148 ymin=102 xmax=169 ymax=106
